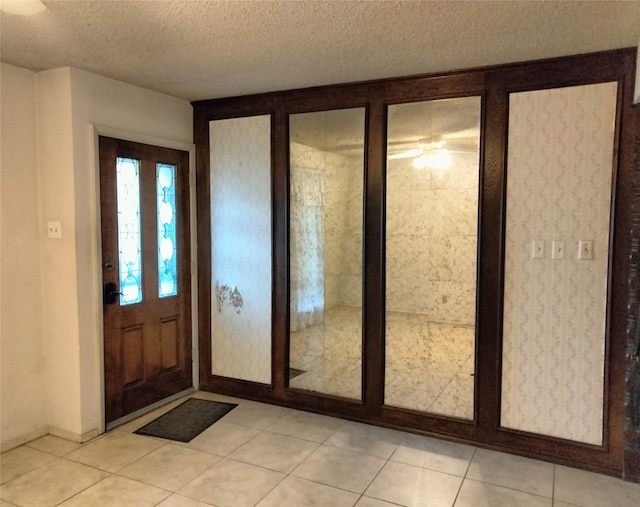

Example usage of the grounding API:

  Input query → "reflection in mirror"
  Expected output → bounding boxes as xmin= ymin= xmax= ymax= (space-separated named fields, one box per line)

xmin=385 ymin=97 xmax=480 ymax=419
xmin=288 ymin=108 xmax=365 ymax=399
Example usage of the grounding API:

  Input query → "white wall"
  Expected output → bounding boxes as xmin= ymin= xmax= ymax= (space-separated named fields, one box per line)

xmin=1 ymin=64 xmax=193 ymax=448
xmin=0 ymin=63 xmax=48 ymax=450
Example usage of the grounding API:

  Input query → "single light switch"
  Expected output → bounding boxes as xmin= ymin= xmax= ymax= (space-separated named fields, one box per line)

xmin=578 ymin=240 xmax=594 ymax=260
xmin=531 ymin=240 xmax=545 ymax=259
xmin=552 ymin=240 xmax=565 ymax=259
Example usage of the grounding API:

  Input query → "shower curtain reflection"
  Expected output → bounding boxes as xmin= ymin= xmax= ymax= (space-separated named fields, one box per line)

xmin=290 ymin=167 xmax=325 ymax=332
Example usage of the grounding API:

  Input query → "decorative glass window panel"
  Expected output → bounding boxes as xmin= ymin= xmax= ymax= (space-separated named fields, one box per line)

xmin=116 ymin=157 xmax=143 ymax=305
xmin=157 ymin=163 xmax=178 ymax=298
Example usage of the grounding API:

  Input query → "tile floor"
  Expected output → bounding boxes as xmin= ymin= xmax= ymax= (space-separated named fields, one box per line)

xmin=290 ymin=307 xmax=475 ymax=419
xmin=1 ymin=391 xmax=639 ymax=507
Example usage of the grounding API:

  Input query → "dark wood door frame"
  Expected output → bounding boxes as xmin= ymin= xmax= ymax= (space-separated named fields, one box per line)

xmin=193 ymin=48 xmax=639 ymax=480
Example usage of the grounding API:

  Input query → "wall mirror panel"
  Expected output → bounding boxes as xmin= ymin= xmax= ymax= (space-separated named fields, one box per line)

xmin=210 ymin=115 xmax=273 ymax=384
xmin=384 ymin=97 xmax=481 ymax=419
xmin=288 ymin=108 xmax=365 ymax=400
xmin=501 ymin=82 xmax=618 ymax=444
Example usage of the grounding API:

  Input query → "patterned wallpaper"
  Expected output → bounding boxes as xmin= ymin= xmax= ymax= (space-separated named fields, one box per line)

xmin=501 ymin=82 xmax=617 ymax=445
xmin=209 ymin=116 xmax=272 ymax=385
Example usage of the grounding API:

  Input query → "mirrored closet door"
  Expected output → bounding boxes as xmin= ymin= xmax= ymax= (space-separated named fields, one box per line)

xmin=288 ymin=108 xmax=366 ymax=400
xmin=384 ymin=97 xmax=481 ymax=419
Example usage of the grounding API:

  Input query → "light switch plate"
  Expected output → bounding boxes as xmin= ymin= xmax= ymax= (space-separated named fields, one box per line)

xmin=552 ymin=240 xmax=565 ymax=259
xmin=578 ymin=240 xmax=594 ymax=260
xmin=531 ymin=240 xmax=545 ymax=259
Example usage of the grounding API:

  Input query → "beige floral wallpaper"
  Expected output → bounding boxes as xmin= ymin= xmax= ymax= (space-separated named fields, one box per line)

xmin=501 ymin=82 xmax=617 ymax=445
xmin=209 ymin=115 xmax=272 ymax=385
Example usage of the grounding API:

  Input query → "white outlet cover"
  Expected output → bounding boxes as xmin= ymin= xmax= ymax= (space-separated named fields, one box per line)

xmin=47 ymin=221 xmax=62 ymax=239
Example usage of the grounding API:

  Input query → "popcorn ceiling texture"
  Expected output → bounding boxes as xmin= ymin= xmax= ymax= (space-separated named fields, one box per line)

xmin=1 ymin=1 xmax=638 ymax=100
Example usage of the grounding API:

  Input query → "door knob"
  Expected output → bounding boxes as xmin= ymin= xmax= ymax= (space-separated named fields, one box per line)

xmin=104 ymin=282 xmax=123 ymax=305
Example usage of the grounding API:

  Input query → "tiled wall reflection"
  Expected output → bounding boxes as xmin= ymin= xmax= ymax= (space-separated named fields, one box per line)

xmin=386 ymin=153 xmax=479 ymax=326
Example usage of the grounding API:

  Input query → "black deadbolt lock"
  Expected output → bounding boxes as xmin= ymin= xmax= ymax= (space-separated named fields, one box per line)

xmin=104 ymin=282 xmax=123 ymax=305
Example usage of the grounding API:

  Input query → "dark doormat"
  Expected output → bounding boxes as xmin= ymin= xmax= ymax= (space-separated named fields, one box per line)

xmin=135 ymin=398 xmax=237 ymax=442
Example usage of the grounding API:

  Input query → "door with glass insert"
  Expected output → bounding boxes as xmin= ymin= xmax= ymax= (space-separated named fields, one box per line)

xmin=99 ymin=136 xmax=191 ymax=424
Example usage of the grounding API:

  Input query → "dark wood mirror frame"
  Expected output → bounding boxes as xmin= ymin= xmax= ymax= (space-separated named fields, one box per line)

xmin=193 ymin=48 xmax=640 ymax=481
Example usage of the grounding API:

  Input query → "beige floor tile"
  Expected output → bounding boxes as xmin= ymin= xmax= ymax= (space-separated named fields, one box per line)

xmin=455 ymin=478 xmax=552 ymax=507
xmin=466 ymin=449 xmax=554 ymax=498
xmin=0 ymin=445 xmax=57 ymax=484
xmin=391 ymin=434 xmax=475 ymax=477
xmin=228 ymin=430 xmax=318 ymax=473
xmin=256 ymin=475 xmax=359 ymax=507
xmin=185 ymin=421 xmax=260 ymax=456
xmin=0 ymin=457 xmax=108 ymax=507
xmin=65 ymin=430 xmax=164 ymax=472
xmin=365 ymin=460 xmax=462 ymax=507
xmin=59 ymin=475 xmax=170 ymax=506
xmin=219 ymin=401 xmax=291 ymax=430
xmin=157 ymin=494 xmax=217 ymax=506
xmin=265 ymin=409 xmax=345 ymax=443
xmin=0 ymin=499 xmax=19 ymax=506
xmin=178 ymin=458 xmax=284 ymax=507
xmin=325 ymin=421 xmax=405 ymax=459
xmin=554 ymin=465 xmax=640 ymax=507
xmin=292 ymin=445 xmax=386 ymax=494
xmin=25 ymin=434 xmax=83 ymax=456
xmin=356 ymin=497 xmax=402 ymax=507
xmin=118 ymin=443 xmax=220 ymax=491
xmin=553 ymin=501 xmax=580 ymax=507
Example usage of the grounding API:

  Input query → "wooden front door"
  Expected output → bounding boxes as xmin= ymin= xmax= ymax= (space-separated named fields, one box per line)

xmin=99 ymin=136 xmax=192 ymax=424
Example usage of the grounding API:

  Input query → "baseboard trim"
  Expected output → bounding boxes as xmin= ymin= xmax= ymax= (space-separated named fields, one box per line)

xmin=48 ymin=425 xmax=100 ymax=443
xmin=0 ymin=426 xmax=48 ymax=453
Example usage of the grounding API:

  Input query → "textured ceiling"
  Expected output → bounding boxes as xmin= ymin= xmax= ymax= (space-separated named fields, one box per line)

xmin=1 ymin=0 xmax=639 ymax=101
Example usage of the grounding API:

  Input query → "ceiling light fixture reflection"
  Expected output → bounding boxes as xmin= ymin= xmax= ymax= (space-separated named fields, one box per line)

xmin=0 ymin=0 xmax=47 ymax=16
xmin=389 ymin=138 xmax=452 ymax=171
xmin=412 ymin=148 xmax=451 ymax=170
